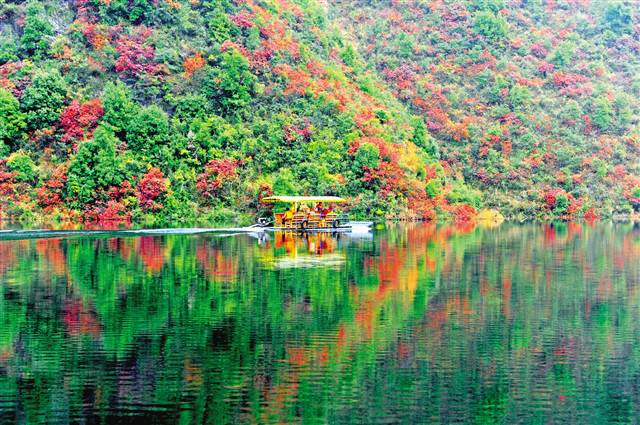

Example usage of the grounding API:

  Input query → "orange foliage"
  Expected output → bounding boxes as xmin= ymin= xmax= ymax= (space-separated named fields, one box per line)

xmin=183 ymin=53 xmax=205 ymax=78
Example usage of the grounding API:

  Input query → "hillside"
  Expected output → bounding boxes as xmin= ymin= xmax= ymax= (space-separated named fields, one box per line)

xmin=0 ymin=0 xmax=638 ymax=224
xmin=328 ymin=0 xmax=640 ymax=218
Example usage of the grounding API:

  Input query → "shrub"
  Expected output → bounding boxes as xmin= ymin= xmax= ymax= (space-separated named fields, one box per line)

xmin=473 ymin=12 xmax=508 ymax=41
xmin=137 ymin=167 xmax=169 ymax=211
xmin=6 ymin=151 xmax=37 ymax=183
xmin=0 ymin=88 xmax=26 ymax=149
xmin=67 ymin=126 xmax=125 ymax=206
xmin=20 ymin=2 xmax=53 ymax=59
xmin=20 ymin=69 xmax=68 ymax=131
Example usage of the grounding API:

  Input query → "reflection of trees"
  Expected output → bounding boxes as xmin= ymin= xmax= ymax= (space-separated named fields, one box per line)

xmin=0 ymin=223 xmax=638 ymax=422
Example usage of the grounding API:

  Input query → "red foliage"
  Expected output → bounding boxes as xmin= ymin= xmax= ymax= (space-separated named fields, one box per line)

xmin=348 ymin=137 xmax=397 ymax=162
xmin=537 ymin=61 xmax=555 ymax=75
xmin=0 ymin=161 xmax=16 ymax=197
xmin=59 ymin=99 xmax=104 ymax=144
xmin=196 ymin=159 xmax=239 ymax=201
xmin=84 ymin=200 xmax=131 ymax=223
xmin=530 ymin=42 xmax=548 ymax=58
xmin=583 ymin=208 xmax=599 ymax=221
xmin=229 ymin=11 xmax=256 ymax=28
xmin=362 ymin=160 xmax=405 ymax=196
xmin=451 ymin=204 xmax=477 ymax=223
xmin=542 ymin=188 xmax=562 ymax=209
xmin=424 ymin=165 xmax=438 ymax=183
xmin=553 ymin=72 xmax=589 ymax=87
xmin=114 ymin=26 xmax=156 ymax=79
xmin=81 ymin=23 xmax=108 ymax=50
xmin=37 ymin=166 xmax=67 ymax=210
xmin=136 ymin=168 xmax=168 ymax=211
xmin=283 ymin=123 xmax=312 ymax=144
xmin=407 ymin=185 xmax=437 ymax=221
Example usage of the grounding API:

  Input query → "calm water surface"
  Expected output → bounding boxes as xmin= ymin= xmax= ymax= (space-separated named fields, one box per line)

xmin=0 ymin=223 xmax=639 ymax=424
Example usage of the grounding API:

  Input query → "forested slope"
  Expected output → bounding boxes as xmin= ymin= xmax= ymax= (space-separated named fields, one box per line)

xmin=0 ymin=0 xmax=638 ymax=224
xmin=329 ymin=0 xmax=640 ymax=218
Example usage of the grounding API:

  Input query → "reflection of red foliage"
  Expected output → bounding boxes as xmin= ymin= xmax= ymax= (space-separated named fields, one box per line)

xmin=196 ymin=244 xmax=238 ymax=282
xmin=0 ymin=242 xmax=16 ymax=276
xmin=35 ymin=238 xmax=67 ymax=276
xmin=64 ymin=299 xmax=101 ymax=336
xmin=137 ymin=237 xmax=165 ymax=273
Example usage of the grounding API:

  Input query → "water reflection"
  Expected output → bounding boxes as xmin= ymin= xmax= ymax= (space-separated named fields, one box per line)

xmin=0 ymin=223 xmax=639 ymax=423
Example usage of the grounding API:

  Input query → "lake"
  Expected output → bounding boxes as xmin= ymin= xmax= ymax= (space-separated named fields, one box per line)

xmin=0 ymin=222 xmax=639 ymax=424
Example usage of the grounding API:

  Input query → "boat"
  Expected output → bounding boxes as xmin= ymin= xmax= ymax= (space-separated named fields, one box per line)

xmin=259 ymin=196 xmax=372 ymax=232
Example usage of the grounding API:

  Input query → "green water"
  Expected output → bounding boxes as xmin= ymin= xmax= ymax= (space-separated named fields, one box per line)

xmin=0 ymin=223 xmax=639 ymax=424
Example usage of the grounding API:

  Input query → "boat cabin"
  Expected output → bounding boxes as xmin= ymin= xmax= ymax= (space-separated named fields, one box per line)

xmin=262 ymin=196 xmax=348 ymax=229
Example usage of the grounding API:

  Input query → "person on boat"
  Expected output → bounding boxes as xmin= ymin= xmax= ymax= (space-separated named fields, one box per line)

xmin=284 ymin=206 xmax=295 ymax=226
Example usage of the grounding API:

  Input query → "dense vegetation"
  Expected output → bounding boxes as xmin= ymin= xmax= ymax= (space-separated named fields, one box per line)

xmin=0 ymin=0 xmax=638 ymax=224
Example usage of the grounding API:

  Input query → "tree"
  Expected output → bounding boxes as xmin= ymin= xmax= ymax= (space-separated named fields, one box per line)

xmin=473 ymin=12 xmax=508 ymax=41
xmin=20 ymin=2 xmax=53 ymax=59
xmin=67 ymin=126 xmax=125 ymax=206
xmin=188 ymin=115 xmax=237 ymax=164
xmin=603 ymin=4 xmax=633 ymax=35
xmin=202 ymin=50 xmax=256 ymax=117
xmin=102 ymin=81 xmax=137 ymax=135
xmin=592 ymin=97 xmax=613 ymax=131
xmin=59 ymin=99 xmax=105 ymax=144
xmin=196 ymin=158 xmax=238 ymax=203
xmin=6 ymin=151 xmax=37 ymax=183
xmin=20 ymin=69 xmax=68 ymax=131
xmin=550 ymin=40 xmax=576 ymax=68
xmin=137 ymin=167 xmax=168 ymax=211
xmin=126 ymin=105 xmax=169 ymax=159
xmin=0 ymin=88 xmax=26 ymax=150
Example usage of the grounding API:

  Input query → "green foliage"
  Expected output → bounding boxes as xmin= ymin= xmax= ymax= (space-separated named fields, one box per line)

xmin=509 ymin=84 xmax=531 ymax=109
xmin=353 ymin=143 xmax=380 ymax=171
xmin=6 ymin=151 xmax=37 ymax=183
xmin=272 ymin=168 xmax=299 ymax=196
xmin=20 ymin=2 xmax=53 ymax=59
xmin=188 ymin=115 xmax=237 ymax=164
xmin=20 ymin=69 xmax=68 ymax=131
xmin=425 ymin=179 xmax=441 ymax=198
xmin=202 ymin=51 xmax=257 ymax=117
xmin=67 ymin=126 xmax=125 ymax=206
xmin=473 ymin=12 xmax=508 ymax=41
xmin=554 ymin=193 xmax=569 ymax=214
xmin=550 ymin=40 xmax=576 ymax=67
xmin=102 ymin=81 xmax=137 ymax=135
xmin=603 ymin=3 xmax=633 ymax=35
xmin=126 ymin=105 xmax=170 ymax=160
xmin=0 ymin=32 xmax=19 ymax=64
xmin=446 ymin=183 xmax=483 ymax=209
xmin=0 ymin=88 xmax=26 ymax=149
xmin=340 ymin=44 xmax=358 ymax=68
xmin=206 ymin=5 xmax=235 ymax=43
xmin=592 ymin=96 xmax=613 ymax=131
xmin=471 ymin=0 xmax=505 ymax=12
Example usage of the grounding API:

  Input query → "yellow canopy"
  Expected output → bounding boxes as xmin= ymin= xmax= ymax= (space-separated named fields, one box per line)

xmin=262 ymin=196 xmax=346 ymax=203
